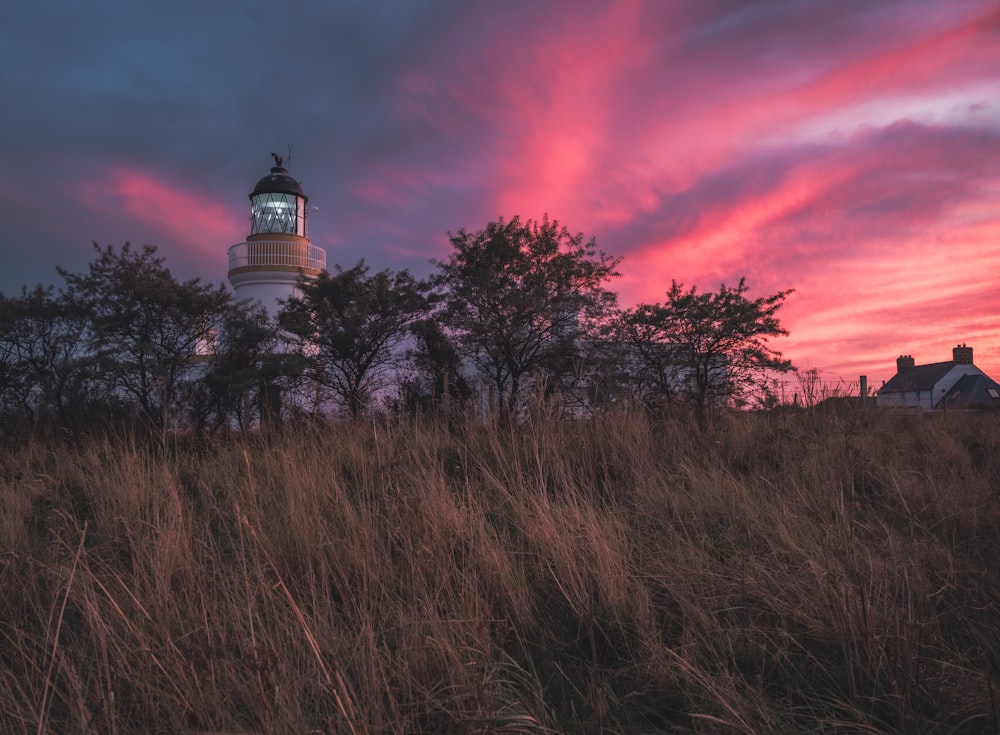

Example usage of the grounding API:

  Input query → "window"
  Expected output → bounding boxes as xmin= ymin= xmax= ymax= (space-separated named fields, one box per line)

xmin=251 ymin=192 xmax=305 ymax=235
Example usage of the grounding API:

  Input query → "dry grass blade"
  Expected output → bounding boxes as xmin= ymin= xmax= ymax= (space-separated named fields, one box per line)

xmin=36 ymin=519 xmax=86 ymax=735
xmin=236 ymin=490 xmax=361 ymax=735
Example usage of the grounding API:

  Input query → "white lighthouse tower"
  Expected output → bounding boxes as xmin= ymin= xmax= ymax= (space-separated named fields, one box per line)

xmin=227 ymin=153 xmax=326 ymax=317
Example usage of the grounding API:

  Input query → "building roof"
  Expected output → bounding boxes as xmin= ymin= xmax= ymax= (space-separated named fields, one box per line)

xmin=250 ymin=165 xmax=307 ymax=200
xmin=943 ymin=373 xmax=1000 ymax=409
xmin=879 ymin=360 xmax=955 ymax=394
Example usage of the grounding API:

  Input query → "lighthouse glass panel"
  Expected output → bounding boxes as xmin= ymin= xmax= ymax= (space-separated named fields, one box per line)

xmin=250 ymin=193 xmax=306 ymax=236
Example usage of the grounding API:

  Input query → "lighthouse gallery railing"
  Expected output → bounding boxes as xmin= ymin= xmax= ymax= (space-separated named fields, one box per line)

xmin=227 ymin=240 xmax=327 ymax=271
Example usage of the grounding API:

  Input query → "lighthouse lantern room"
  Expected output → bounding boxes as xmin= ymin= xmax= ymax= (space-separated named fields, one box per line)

xmin=227 ymin=153 xmax=326 ymax=317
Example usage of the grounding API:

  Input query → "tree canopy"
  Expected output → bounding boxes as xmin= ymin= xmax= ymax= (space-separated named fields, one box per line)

xmin=59 ymin=243 xmax=233 ymax=427
xmin=433 ymin=216 xmax=620 ymax=419
xmin=0 ymin=285 xmax=94 ymax=426
xmin=279 ymin=261 xmax=428 ymax=419
xmin=0 ymin=221 xmax=801 ymax=432
xmin=622 ymin=278 xmax=794 ymax=410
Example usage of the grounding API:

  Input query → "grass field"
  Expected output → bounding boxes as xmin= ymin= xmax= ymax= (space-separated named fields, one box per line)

xmin=1 ymin=406 xmax=998 ymax=733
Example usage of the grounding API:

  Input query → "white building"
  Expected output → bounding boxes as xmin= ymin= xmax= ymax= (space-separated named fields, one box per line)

xmin=227 ymin=153 xmax=326 ymax=317
xmin=220 ymin=154 xmax=329 ymax=422
xmin=876 ymin=344 xmax=1000 ymax=412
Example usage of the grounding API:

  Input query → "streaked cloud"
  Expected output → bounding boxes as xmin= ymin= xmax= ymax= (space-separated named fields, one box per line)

xmin=77 ymin=168 xmax=243 ymax=254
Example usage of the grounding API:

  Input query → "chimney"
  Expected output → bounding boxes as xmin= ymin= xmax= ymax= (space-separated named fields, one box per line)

xmin=896 ymin=355 xmax=915 ymax=373
xmin=953 ymin=344 xmax=973 ymax=365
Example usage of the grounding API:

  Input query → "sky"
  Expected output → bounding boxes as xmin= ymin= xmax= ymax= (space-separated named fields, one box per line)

xmin=1 ymin=0 xmax=998 ymax=391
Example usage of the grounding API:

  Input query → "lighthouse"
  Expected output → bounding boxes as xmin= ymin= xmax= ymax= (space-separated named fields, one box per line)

xmin=227 ymin=153 xmax=327 ymax=317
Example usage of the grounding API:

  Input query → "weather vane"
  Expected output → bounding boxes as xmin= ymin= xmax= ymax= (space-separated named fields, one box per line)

xmin=271 ymin=151 xmax=283 ymax=168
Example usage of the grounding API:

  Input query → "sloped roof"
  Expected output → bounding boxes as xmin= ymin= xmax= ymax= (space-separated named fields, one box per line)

xmin=879 ymin=361 xmax=955 ymax=394
xmin=942 ymin=373 xmax=1000 ymax=409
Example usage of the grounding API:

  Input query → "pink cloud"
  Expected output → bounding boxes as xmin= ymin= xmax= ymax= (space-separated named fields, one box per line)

xmin=604 ymin=118 xmax=1000 ymax=382
xmin=788 ymin=6 xmax=1000 ymax=116
xmin=77 ymin=166 xmax=244 ymax=256
xmin=390 ymin=3 xmax=998 ymax=263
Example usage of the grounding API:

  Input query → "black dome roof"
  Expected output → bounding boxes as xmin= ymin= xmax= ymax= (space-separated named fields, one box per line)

xmin=250 ymin=165 xmax=307 ymax=200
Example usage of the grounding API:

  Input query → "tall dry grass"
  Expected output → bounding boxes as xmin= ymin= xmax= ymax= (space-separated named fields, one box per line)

xmin=1 ymin=406 xmax=998 ymax=733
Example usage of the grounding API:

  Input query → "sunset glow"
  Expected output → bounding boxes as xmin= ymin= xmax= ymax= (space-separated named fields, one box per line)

xmin=1 ymin=1 xmax=997 ymax=386
xmin=78 ymin=168 xmax=244 ymax=253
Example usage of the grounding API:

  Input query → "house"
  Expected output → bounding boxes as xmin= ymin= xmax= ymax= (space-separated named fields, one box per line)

xmin=876 ymin=344 xmax=1000 ymax=412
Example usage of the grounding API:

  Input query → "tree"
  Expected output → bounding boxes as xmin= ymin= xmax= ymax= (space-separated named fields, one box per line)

xmin=279 ymin=261 xmax=428 ymax=419
xmin=192 ymin=300 xmax=288 ymax=432
xmin=622 ymin=278 xmax=793 ymax=410
xmin=401 ymin=318 xmax=473 ymax=418
xmin=0 ymin=285 xmax=99 ymax=428
xmin=60 ymin=243 xmax=233 ymax=427
xmin=433 ymin=216 xmax=620 ymax=420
